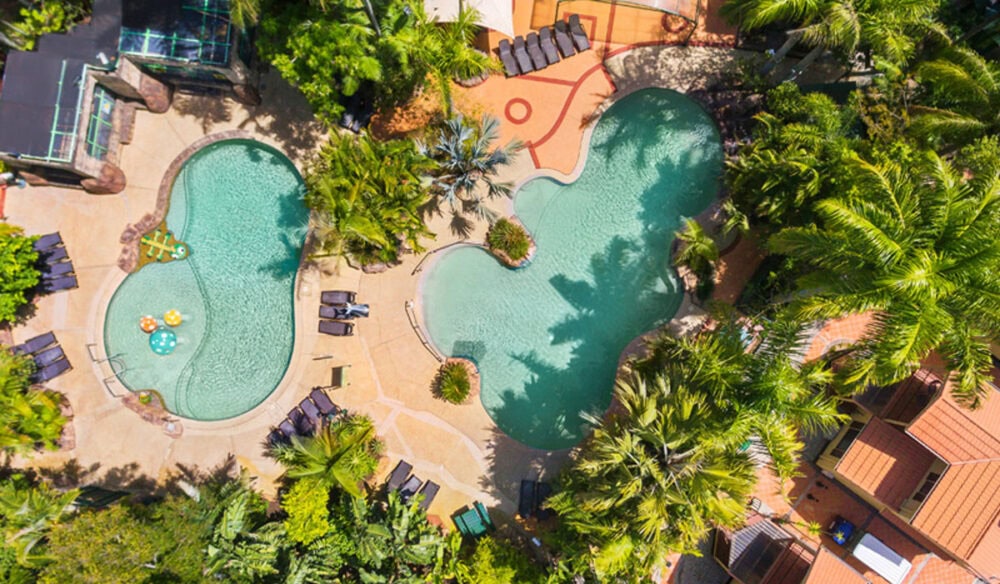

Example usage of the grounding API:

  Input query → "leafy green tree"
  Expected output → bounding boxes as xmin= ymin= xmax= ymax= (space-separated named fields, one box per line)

xmin=421 ymin=114 xmax=521 ymax=223
xmin=0 ymin=476 xmax=77 ymax=569
xmin=0 ymin=351 xmax=66 ymax=455
xmin=273 ymin=416 xmax=382 ymax=497
xmin=673 ymin=218 xmax=719 ymax=298
xmin=305 ymin=133 xmax=435 ymax=266
xmin=0 ymin=1 xmax=88 ymax=51
xmin=423 ymin=7 xmax=498 ymax=113
xmin=721 ymin=0 xmax=946 ymax=66
xmin=911 ymin=46 xmax=1000 ymax=150
xmin=38 ymin=505 xmax=161 ymax=584
xmin=228 ymin=0 xmax=261 ymax=29
xmin=770 ymin=148 xmax=1000 ymax=407
xmin=283 ymin=477 xmax=331 ymax=545
xmin=0 ymin=225 xmax=41 ymax=324
xmin=205 ymin=484 xmax=286 ymax=580
xmin=455 ymin=536 xmax=545 ymax=584
xmin=547 ymin=374 xmax=757 ymax=580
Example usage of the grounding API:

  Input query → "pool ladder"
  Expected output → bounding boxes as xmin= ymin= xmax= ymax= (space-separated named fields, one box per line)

xmin=87 ymin=344 xmax=129 ymax=398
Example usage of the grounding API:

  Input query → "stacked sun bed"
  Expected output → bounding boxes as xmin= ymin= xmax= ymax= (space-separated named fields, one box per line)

xmin=518 ymin=479 xmax=554 ymax=520
xmin=268 ymin=387 xmax=341 ymax=445
xmin=12 ymin=331 xmax=72 ymax=383
xmin=318 ymin=290 xmax=370 ymax=337
xmin=33 ymin=232 xmax=78 ymax=294
xmin=497 ymin=15 xmax=591 ymax=78
xmin=386 ymin=460 xmax=440 ymax=511
xmin=453 ymin=502 xmax=495 ymax=538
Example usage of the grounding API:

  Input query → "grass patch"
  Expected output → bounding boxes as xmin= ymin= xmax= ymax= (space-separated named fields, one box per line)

xmin=487 ymin=218 xmax=531 ymax=262
xmin=435 ymin=362 xmax=471 ymax=404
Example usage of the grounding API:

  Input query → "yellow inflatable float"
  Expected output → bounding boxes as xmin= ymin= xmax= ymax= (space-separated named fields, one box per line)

xmin=164 ymin=309 xmax=182 ymax=327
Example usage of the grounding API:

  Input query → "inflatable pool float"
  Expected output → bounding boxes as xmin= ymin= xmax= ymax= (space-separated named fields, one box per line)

xmin=149 ymin=327 xmax=177 ymax=355
xmin=164 ymin=309 xmax=182 ymax=327
xmin=139 ymin=315 xmax=158 ymax=333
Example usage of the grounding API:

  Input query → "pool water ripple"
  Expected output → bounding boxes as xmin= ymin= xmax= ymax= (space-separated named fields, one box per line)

xmin=422 ymin=89 xmax=723 ymax=449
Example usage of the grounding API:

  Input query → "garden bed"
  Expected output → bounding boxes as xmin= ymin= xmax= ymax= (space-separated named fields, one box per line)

xmin=486 ymin=216 xmax=536 ymax=269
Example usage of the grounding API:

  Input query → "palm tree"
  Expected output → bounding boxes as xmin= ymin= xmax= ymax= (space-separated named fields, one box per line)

xmin=910 ymin=46 xmax=1000 ymax=149
xmin=305 ymin=133 xmax=435 ymax=267
xmin=421 ymin=114 xmax=522 ymax=223
xmin=273 ymin=416 xmax=382 ymax=497
xmin=673 ymin=218 xmax=719 ymax=289
xmin=547 ymin=373 xmax=757 ymax=580
xmin=634 ymin=314 xmax=845 ymax=480
xmin=770 ymin=151 xmax=1000 ymax=407
xmin=0 ymin=479 xmax=78 ymax=568
xmin=228 ymin=0 xmax=261 ymax=29
xmin=420 ymin=7 xmax=499 ymax=114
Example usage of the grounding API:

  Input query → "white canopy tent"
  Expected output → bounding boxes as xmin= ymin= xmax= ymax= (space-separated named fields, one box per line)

xmin=424 ymin=0 xmax=515 ymax=38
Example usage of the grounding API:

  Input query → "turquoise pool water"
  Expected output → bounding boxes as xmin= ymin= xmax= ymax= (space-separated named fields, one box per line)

xmin=422 ymin=89 xmax=723 ymax=449
xmin=104 ymin=140 xmax=308 ymax=420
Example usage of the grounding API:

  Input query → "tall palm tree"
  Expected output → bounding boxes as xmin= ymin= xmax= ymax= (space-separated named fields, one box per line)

xmin=770 ymin=151 xmax=1000 ymax=407
xmin=421 ymin=114 xmax=522 ymax=223
xmin=547 ymin=374 xmax=757 ymax=580
xmin=273 ymin=416 xmax=382 ymax=497
xmin=420 ymin=7 xmax=499 ymax=114
xmin=910 ymin=46 xmax=1000 ymax=149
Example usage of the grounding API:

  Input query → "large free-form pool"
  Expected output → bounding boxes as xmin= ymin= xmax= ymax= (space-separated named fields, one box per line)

xmin=421 ymin=89 xmax=723 ymax=449
xmin=104 ymin=140 xmax=307 ymax=420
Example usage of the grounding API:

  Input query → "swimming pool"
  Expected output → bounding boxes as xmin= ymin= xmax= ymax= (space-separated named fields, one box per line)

xmin=421 ymin=89 xmax=723 ymax=449
xmin=103 ymin=139 xmax=308 ymax=420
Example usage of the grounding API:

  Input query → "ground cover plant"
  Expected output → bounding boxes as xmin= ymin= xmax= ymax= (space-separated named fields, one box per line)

xmin=486 ymin=218 xmax=530 ymax=262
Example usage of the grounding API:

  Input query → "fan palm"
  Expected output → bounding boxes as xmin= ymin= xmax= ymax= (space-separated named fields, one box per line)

xmin=273 ymin=416 xmax=382 ymax=497
xmin=770 ymin=151 xmax=1000 ymax=407
xmin=547 ymin=374 xmax=756 ymax=579
xmin=910 ymin=46 xmax=1000 ymax=149
xmin=421 ymin=114 xmax=522 ymax=223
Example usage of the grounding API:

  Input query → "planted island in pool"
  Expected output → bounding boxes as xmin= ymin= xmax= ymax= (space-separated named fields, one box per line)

xmin=104 ymin=139 xmax=308 ymax=420
xmin=422 ymin=88 xmax=724 ymax=449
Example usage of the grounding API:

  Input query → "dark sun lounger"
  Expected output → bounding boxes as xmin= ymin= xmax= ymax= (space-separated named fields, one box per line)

xmin=309 ymin=388 xmax=338 ymax=417
xmin=513 ymin=36 xmax=534 ymax=74
xmin=319 ymin=320 xmax=353 ymax=336
xmin=33 ymin=346 xmax=65 ymax=369
xmin=42 ymin=261 xmax=74 ymax=279
xmin=300 ymin=398 xmax=322 ymax=429
xmin=30 ymin=358 xmax=71 ymax=383
xmin=33 ymin=233 xmax=62 ymax=251
xmin=399 ymin=475 xmax=422 ymax=501
xmin=525 ymin=32 xmax=548 ymax=70
xmin=40 ymin=275 xmax=78 ymax=294
xmin=519 ymin=480 xmax=537 ymax=518
xmin=569 ymin=14 xmax=591 ymax=51
xmin=321 ymin=290 xmax=356 ymax=306
xmin=539 ymin=27 xmax=561 ymax=65
xmin=417 ymin=480 xmax=440 ymax=511
xmin=498 ymin=39 xmax=519 ymax=77
xmin=39 ymin=246 xmax=68 ymax=264
xmin=553 ymin=21 xmax=576 ymax=58
xmin=387 ymin=460 xmax=413 ymax=491
xmin=11 ymin=331 xmax=56 ymax=356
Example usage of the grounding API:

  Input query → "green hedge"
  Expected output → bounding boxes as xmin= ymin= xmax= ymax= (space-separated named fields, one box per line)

xmin=487 ymin=219 xmax=530 ymax=262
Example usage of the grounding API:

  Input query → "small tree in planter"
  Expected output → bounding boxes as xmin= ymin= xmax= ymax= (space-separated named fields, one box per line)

xmin=673 ymin=218 xmax=719 ymax=300
xmin=487 ymin=218 xmax=531 ymax=264
xmin=435 ymin=361 xmax=471 ymax=404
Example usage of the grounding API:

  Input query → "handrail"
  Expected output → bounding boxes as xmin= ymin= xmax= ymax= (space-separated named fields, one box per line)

xmin=410 ymin=240 xmax=485 ymax=276
xmin=404 ymin=300 xmax=445 ymax=362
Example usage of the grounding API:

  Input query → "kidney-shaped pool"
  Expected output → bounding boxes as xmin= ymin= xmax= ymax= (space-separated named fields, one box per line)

xmin=421 ymin=88 xmax=723 ymax=449
xmin=104 ymin=139 xmax=308 ymax=420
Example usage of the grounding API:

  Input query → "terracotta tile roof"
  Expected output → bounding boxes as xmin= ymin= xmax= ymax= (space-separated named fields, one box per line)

xmin=912 ymin=461 xmax=1000 ymax=571
xmin=908 ymin=391 xmax=1000 ymax=463
xmin=911 ymin=555 xmax=978 ymax=584
xmin=835 ymin=418 xmax=937 ymax=509
xmin=802 ymin=547 xmax=869 ymax=584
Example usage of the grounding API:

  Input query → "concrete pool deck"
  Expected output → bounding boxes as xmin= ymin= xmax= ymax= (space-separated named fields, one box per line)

xmin=8 ymin=42 xmax=757 ymax=526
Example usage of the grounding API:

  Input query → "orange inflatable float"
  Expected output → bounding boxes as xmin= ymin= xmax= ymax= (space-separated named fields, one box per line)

xmin=139 ymin=315 xmax=158 ymax=333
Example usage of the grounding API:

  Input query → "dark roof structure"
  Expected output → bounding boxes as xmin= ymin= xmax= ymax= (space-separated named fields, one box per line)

xmin=119 ymin=0 xmax=233 ymax=66
xmin=0 ymin=0 xmax=121 ymax=160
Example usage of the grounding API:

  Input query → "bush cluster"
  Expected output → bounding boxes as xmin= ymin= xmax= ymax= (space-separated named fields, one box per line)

xmin=487 ymin=219 xmax=531 ymax=262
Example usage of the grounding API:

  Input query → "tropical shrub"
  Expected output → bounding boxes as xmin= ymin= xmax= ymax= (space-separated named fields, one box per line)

xmin=673 ymin=217 xmax=718 ymax=300
xmin=0 ymin=225 xmax=40 ymax=324
xmin=272 ymin=415 xmax=383 ymax=497
xmin=283 ymin=477 xmax=331 ymax=545
xmin=770 ymin=146 xmax=1000 ymax=407
xmin=1 ymin=1 xmax=88 ymax=51
xmin=435 ymin=361 xmax=471 ymax=404
xmin=0 ymin=350 xmax=66 ymax=455
xmin=0 ymin=475 xmax=77 ymax=570
xmin=487 ymin=218 xmax=530 ymax=262
xmin=305 ymin=133 xmax=435 ymax=267
xmin=422 ymin=115 xmax=521 ymax=223
xmin=456 ymin=536 xmax=545 ymax=584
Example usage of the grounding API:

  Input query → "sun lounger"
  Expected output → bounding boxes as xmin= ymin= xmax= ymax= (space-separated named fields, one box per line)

xmin=42 ymin=261 xmax=74 ymax=279
xmin=33 ymin=232 xmax=62 ymax=251
xmin=33 ymin=346 xmax=65 ymax=369
xmin=30 ymin=358 xmax=71 ymax=383
xmin=512 ymin=36 xmax=534 ymax=74
xmin=321 ymin=290 xmax=356 ymax=305
xmin=287 ymin=407 xmax=312 ymax=436
xmin=525 ymin=33 xmax=547 ymax=70
xmin=498 ymin=39 xmax=519 ymax=77
xmin=40 ymin=275 xmax=78 ymax=294
xmin=569 ymin=14 xmax=591 ymax=51
xmin=535 ymin=482 xmax=554 ymax=520
xmin=387 ymin=460 xmax=413 ymax=491
xmin=453 ymin=502 xmax=495 ymax=537
xmin=11 ymin=331 xmax=56 ymax=355
xmin=553 ymin=21 xmax=576 ymax=58
xmin=278 ymin=419 xmax=296 ymax=439
xmin=318 ymin=320 xmax=353 ymax=337
xmin=539 ymin=27 xmax=560 ymax=64
xmin=39 ymin=246 xmax=68 ymax=264
xmin=399 ymin=475 xmax=422 ymax=501
xmin=309 ymin=388 xmax=338 ymax=416
xmin=268 ymin=428 xmax=288 ymax=446
xmin=417 ymin=480 xmax=440 ymax=511
xmin=300 ymin=397 xmax=322 ymax=429
xmin=519 ymin=480 xmax=536 ymax=519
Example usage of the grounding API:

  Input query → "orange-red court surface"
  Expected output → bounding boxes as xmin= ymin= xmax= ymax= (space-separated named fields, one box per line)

xmin=456 ymin=0 xmax=736 ymax=175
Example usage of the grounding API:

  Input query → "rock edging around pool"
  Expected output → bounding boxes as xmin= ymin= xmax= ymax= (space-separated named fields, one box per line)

xmin=485 ymin=215 xmax=536 ymax=269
